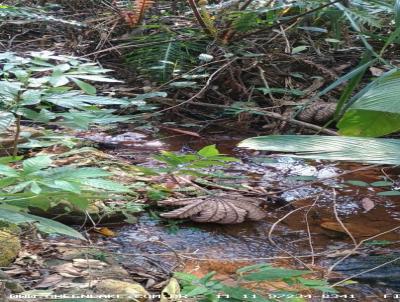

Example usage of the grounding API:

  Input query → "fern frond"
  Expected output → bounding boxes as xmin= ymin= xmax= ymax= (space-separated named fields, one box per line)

xmin=125 ymin=32 xmax=207 ymax=81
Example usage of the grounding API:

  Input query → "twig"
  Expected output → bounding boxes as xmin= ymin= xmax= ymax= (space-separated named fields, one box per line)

xmin=268 ymin=204 xmax=315 ymax=270
xmin=332 ymin=188 xmax=357 ymax=247
xmin=305 ymin=196 xmax=320 ymax=266
xmin=153 ymin=58 xmax=238 ymax=114
xmin=257 ymin=66 xmax=278 ymax=105
xmin=156 ymin=97 xmax=339 ymax=135
xmin=331 ymin=255 xmax=400 ymax=287
xmin=326 ymin=225 xmax=400 ymax=286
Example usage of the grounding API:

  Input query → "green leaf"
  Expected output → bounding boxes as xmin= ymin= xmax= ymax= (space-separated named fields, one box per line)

xmin=70 ymin=77 xmax=96 ymax=95
xmin=238 ymin=135 xmax=400 ymax=165
xmin=197 ymin=145 xmax=220 ymax=157
xmin=80 ymin=179 xmax=131 ymax=192
xmin=243 ymin=267 xmax=310 ymax=281
xmin=338 ymin=69 xmax=400 ymax=137
xmin=0 ymin=156 xmax=23 ymax=164
xmin=0 ymin=111 xmax=15 ymax=132
xmin=346 ymin=180 xmax=369 ymax=187
xmin=291 ymin=45 xmax=308 ymax=54
xmin=0 ymin=207 xmax=85 ymax=239
xmin=221 ymin=286 xmax=269 ymax=302
xmin=377 ymin=190 xmax=400 ymax=196
xmin=174 ymin=272 xmax=200 ymax=283
xmin=42 ymin=180 xmax=81 ymax=194
xmin=30 ymin=181 xmax=42 ymax=194
xmin=0 ymin=164 xmax=18 ymax=177
xmin=370 ymin=181 xmax=393 ymax=187
xmin=237 ymin=264 xmax=271 ymax=273
xmin=23 ymin=156 xmax=52 ymax=174
xmin=66 ymin=74 xmax=122 ymax=83
xmin=395 ymin=0 xmax=400 ymax=28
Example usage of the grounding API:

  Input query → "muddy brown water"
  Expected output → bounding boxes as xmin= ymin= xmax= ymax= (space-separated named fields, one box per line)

xmin=86 ymin=131 xmax=400 ymax=300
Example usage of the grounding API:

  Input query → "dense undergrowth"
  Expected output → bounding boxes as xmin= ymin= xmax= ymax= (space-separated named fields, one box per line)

xmin=1 ymin=0 xmax=400 ymax=301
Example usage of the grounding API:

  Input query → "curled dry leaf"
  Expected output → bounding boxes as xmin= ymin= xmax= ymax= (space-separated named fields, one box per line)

xmin=159 ymin=194 xmax=266 ymax=224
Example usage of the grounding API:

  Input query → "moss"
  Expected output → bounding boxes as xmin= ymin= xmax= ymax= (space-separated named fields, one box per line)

xmin=0 ymin=227 xmax=21 ymax=267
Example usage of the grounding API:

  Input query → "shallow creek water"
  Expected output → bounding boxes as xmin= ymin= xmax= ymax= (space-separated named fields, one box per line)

xmin=86 ymin=131 xmax=400 ymax=300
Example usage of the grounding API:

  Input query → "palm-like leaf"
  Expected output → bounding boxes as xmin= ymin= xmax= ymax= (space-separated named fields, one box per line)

xmin=338 ymin=69 xmax=400 ymax=137
xmin=238 ymin=135 xmax=400 ymax=165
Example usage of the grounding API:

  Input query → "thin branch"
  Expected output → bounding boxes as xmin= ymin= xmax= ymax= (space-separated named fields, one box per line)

xmin=153 ymin=58 xmax=238 ymax=113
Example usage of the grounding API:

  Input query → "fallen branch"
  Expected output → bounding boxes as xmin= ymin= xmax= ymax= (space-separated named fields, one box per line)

xmin=156 ymin=97 xmax=339 ymax=136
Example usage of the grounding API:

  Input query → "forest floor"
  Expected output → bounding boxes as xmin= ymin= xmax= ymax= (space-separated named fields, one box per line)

xmin=1 ymin=1 xmax=400 ymax=302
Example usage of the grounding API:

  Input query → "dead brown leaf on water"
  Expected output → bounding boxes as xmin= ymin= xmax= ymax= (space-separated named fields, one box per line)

xmin=320 ymin=220 xmax=380 ymax=237
xmin=159 ymin=194 xmax=266 ymax=224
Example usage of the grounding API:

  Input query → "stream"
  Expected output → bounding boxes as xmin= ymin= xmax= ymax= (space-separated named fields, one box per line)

xmin=83 ymin=130 xmax=400 ymax=300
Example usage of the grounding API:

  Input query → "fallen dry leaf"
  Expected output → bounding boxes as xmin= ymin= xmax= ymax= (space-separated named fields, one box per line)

xmin=35 ymin=274 xmax=63 ymax=289
xmin=159 ymin=194 xmax=266 ymax=224
xmin=320 ymin=220 xmax=380 ymax=237
xmin=73 ymin=258 xmax=108 ymax=269
xmin=360 ymin=197 xmax=375 ymax=212
xmin=94 ymin=227 xmax=116 ymax=237
xmin=369 ymin=66 xmax=384 ymax=76
xmin=54 ymin=263 xmax=88 ymax=278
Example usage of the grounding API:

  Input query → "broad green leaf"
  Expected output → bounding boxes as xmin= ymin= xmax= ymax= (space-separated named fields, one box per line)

xmin=44 ymin=92 xmax=128 ymax=108
xmin=49 ymin=73 xmax=69 ymax=87
xmin=238 ymin=135 xmax=400 ymax=165
xmin=221 ymin=286 xmax=269 ymax=302
xmin=370 ymin=181 xmax=393 ymax=187
xmin=197 ymin=145 xmax=220 ymax=157
xmin=18 ymin=108 xmax=56 ymax=123
xmin=70 ymin=77 xmax=96 ymax=95
xmin=0 ymin=81 xmax=21 ymax=97
xmin=291 ymin=45 xmax=308 ymax=54
xmin=30 ymin=181 xmax=42 ymax=194
xmin=338 ymin=70 xmax=400 ymax=137
xmin=23 ymin=156 xmax=52 ymax=174
xmin=0 ymin=111 xmax=15 ymax=131
xmin=66 ymin=74 xmax=122 ymax=83
xmin=0 ymin=177 xmax=19 ymax=188
xmin=81 ymin=179 xmax=131 ymax=192
xmin=377 ymin=191 xmax=400 ymax=196
xmin=0 ymin=156 xmax=22 ymax=164
xmin=45 ymin=167 xmax=110 ymax=179
xmin=41 ymin=180 xmax=81 ymax=194
xmin=346 ymin=180 xmax=369 ymax=187
xmin=173 ymin=272 xmax=200 ymax=283
xmin=0 ymin=164 xmax=18 ymax=177
xmin=242 ymin=267 xmax=309 ymax=281
xmin=237 ymin=264 xmax=271 ymax=273
xmin=0 ymin=207 xmax=85 ymax=239
xmin=21 ymin=90 xmax=42 ymax=105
